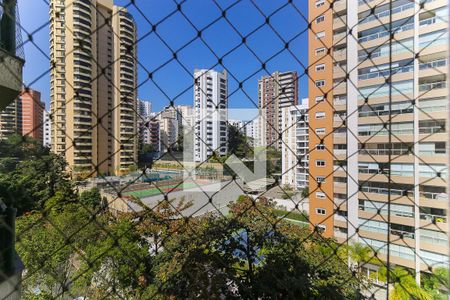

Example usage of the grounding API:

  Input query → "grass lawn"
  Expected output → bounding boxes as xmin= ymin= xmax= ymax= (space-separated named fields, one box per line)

xmin=273 ymin=209 xmax=308 ymax=223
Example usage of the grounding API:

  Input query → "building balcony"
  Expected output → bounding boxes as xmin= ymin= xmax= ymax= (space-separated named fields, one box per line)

xmin=0 ymin=48 xmax=24 ymax=110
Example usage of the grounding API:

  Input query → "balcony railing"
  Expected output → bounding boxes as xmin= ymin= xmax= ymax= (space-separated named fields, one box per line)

xmin=359 ymin=148 xmax=410 ymax=156
xmin=359 ymin=205 xmax=414 ymax=218
xmin=419 ymin=126 xmax=445 ymax=134
xmin=333 ymin=97 xmax=347 ymax=105
xmin=360 ymin=185 xmax=413 ymax=197
xmin=359 ymin=168 xmax=414 ymax=177
xmin=358 ymin=65 xmax=413 ymax=81
xmin=420 ymin=191 xmax=448 ymax=200
xmin=334 ymin=149 xmax=346 ymax=155
xmin=390 ymin=229 xmax=415 ymax=239
xmin=358 ymin=0 xmax=377 ymax=5
xmin=419 ymin=81 xmax=447 ymax=92
xmin=419 ymin=59 xmax=447 ymax=71
xmin=419 ymin=17 xmax=437 ymax=27
xmin=358 ymin=107 xmax=413 ymax=117
xmin=418 ymin=149 xmax=446 ymax=156
xmin=359 ymin=23 xmax=413 ymax=43
xmin=334 ymin=32 xmax=347 ymax=43
xmin=420 ymin=213 xmax=447 ymax=223
xmin=359 ymin=2 xmax=414 ymax=25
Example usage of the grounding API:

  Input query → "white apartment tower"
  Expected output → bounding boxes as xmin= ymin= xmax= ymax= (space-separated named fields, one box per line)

xmin=193 ymin=69 xmax=228 ymax=162
xmin=43 ymin=110 xmax=51 ymax=147
xmin=281 ymin=101 xmax=309 ymax=190
xmin=138 ymin=99 xmax=152 ymax=119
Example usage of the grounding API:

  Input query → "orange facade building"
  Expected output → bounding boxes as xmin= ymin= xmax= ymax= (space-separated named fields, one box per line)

xmin=20 ymin=88 xmax=44 ymax=142
xmin=308 ymin=0 xmax=335 ymax=237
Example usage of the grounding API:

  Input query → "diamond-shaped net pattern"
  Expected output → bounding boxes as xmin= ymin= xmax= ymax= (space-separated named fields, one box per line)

xmin=0 ymin=0 xmax=449 ymax=299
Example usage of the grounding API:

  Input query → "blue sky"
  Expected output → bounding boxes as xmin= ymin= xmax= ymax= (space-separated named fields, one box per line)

xmin=19 ymin=0 xmax=309 ymax=113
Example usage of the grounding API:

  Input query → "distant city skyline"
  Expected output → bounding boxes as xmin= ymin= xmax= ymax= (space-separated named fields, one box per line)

xmin=18 ymin=0 xmax=309 ymax=113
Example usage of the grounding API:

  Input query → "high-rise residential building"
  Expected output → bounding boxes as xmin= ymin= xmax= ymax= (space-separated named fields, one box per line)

xmin=138 ymin=99 xmax=152 ymax=119
xmin=0 ymin=88 xmax=44 ymax=142
xmin=49 ymin=0 xmax=138 ymax=177
xmin=252 ymin=117 xmax=261 ymax=148
xmin=244 ymin=120 xmax=254 ymax=139
xmin=258 ymin=71 xmax=298 ymax=150
xmin=157 ymin=106 xmax=178 ymax=153
xmin=20 ymin=88 xmax=44 ymax=142
xmin=228 ymin=119 xmax=245 ymax=131
xmin=281 ymin=100 xmax=309 ymax=190
xmin=147 ymin=116 xmax=160 ymax=153
xmin=43 ymin=110 xmax=51 ymax=148
xmin=308 ymin=0 xmax=448 ymax=279
xmin=228 ymin=119 xmax=254 ymax=143
xmin=193 ymin=69 xmax=228 ymax=162
xmin=137 ymin=99 xmax=152 ymax=150
xmin=176 ymin=104 xmax=194 ymax=129
xmin=0 ymin=98 xmax=21 ymax=140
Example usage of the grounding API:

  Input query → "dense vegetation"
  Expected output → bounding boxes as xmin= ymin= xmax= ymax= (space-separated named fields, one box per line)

xmin=16 ymin=194 xmax=363 ymax=299
xmin=2 ymin=136 xmax=448 ymax=299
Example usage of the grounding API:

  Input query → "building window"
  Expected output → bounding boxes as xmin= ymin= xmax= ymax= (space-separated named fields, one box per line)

xmin=315 ymin=111 xmax=326 ymax=119
xmin=316 ymin=31 xmax=325 ymax=40
xmin=315 ymin=80 xmax=325 ymax=87
xmin=316 ymin=192 xmax=326 ymax=199
xmin=316 ymin=176 xmax=325 ymax=183
xmin=315 ymin=0 xmax=325 ymax=8
xmin=315 ymin=96 xmax=324 ymax=103
xmin=316 ymin=160 xmax=326 ymax=167
xmin=315 ymin=64 xmax=325 ymax=72
xmin=316 ymin=208 xmax=326 ymax=215
xmin=316 ymin=143 xmax=325 ymax=150
xmin=315 ymin=47 xmax=326 ymax=55
xmin=316 ymin=15 xmax=325 ymax=23
xmin=315 ymin=127 xmax=325 ymax=135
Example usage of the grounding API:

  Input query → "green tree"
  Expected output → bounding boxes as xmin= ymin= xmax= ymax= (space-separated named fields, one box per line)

xmin=379 ymin=266 xmax=432 ymax=300
xmin=301 ymin=186 xmax=309 ymax=198
xmin=140 ymin=143 xmax=155 ymax=154
xmin=152 ymin=196 xmax=362 ymax=299
xmin=16 ymin=200 xmax=103 ymax=299
xmin=74 ymin=216 xmax=152 ymax=299
xmin=422 ymin=267 xmax=449 ymax=300
xmin=177 ymin=124 xmax=184 ymax=152
xmin=0 ymin=153 xmax=72 ymax=215
xmin=228 ymin=124 xmax=251 ymax=159
xmin=79 ymin=188 xmax=102 ymax=209
xmin=340 ymin=242 xmax=379 ymax=273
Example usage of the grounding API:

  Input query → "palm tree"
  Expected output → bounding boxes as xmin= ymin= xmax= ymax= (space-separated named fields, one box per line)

xmin=338 ymin=242 xmax=378 ymax=273
xmin=379 ymin=266 xmax=432 ymax=300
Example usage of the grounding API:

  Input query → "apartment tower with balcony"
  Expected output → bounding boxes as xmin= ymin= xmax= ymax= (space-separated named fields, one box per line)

xmin=20 ymin=88 xmax=44 ymax=143
xmin=49 ymin=0 xmax=138 ymax=177
xmin=281 ymin=100 xmax=309 ymax=190
xmin=0 ymin=98 xmax=21 ymax=140
xmin=308 ymin=0 xmax=448 ymax=281
xmin=258 ymin=71 xmax=298 ymax=150
xmin=157 ymin=106 xmax=179 ymax=153
xmin=193 ymin=69 xmax=228 ymax=162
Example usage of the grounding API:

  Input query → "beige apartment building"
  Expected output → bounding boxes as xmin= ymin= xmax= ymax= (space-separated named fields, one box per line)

xmin=258 ymin=71 xmax=298 ymax=150
xmin=309 ymin=0 xmax=448 ymax=281
xmin=157 ymin=106 xmax=179 ymax=154
xmin=49 ymin=0 xmax=138 ymax=178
